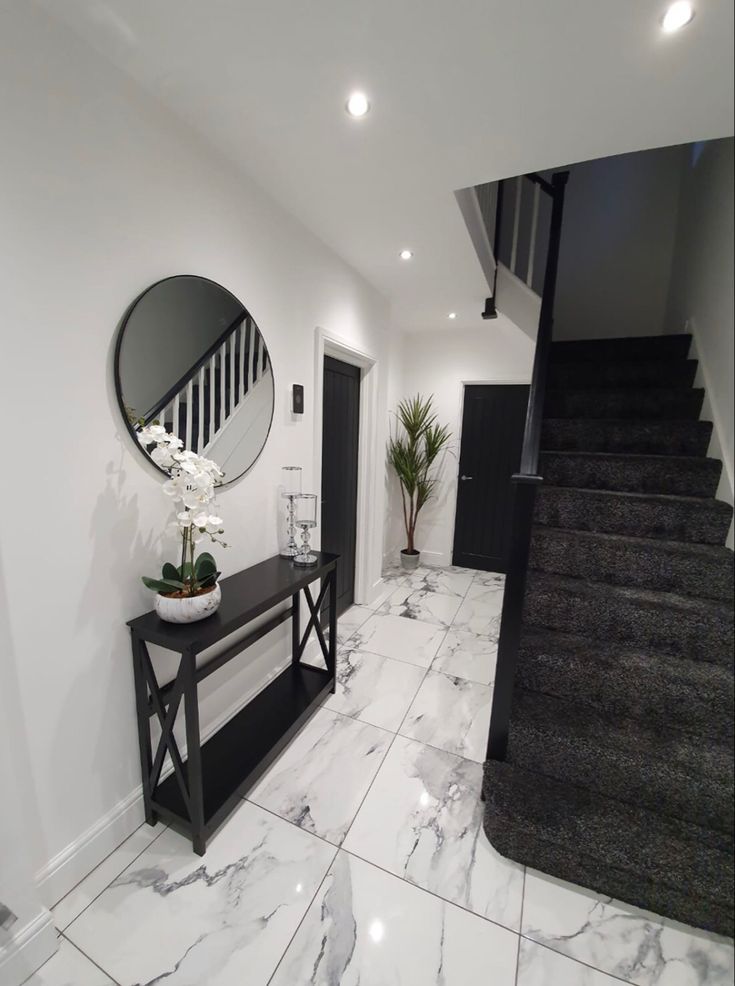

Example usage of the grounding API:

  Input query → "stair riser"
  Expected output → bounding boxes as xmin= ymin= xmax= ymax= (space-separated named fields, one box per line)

xmin=550 ymin=335 xmax=693 ymax=363
xmin=545 ymin=389 xmax=704 ymax=420
xmin=517 ymin=647 xmax=735 ymax=743
xmin=540 ymin=452 xmax=721 ymax=497
xmin=483 ymin=796 xmax=733 ymax=937
xmin=529 ymin=532 xmax=734 ymax=602
xmin=547 ymin=360 xmax=697 ymax=390
xmin=535 ymin=487 xmax=732 ymax=545
xmin=507 ymin=719 xmax=733 ymax=836
xmin=541 ymin=419 xmax=712 ymax=457
xmin=523 ymin=579 xmax=734 ymax=664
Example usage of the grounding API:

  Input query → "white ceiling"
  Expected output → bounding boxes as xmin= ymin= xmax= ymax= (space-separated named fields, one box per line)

xmin=41 ymin=0 xmax=734 ymax=333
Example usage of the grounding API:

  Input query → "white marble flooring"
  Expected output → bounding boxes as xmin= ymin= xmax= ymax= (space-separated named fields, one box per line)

xmin=33 ymin=565 xmax=734 ymax=985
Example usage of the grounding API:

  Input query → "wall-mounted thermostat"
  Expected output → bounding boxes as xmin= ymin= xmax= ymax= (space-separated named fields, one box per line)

xmin=292 ymin=384 xmax=304 ymax=415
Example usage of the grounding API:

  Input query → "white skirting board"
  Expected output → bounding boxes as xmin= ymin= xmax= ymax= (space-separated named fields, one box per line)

xmin=36 ymin=652 xmax=292 ymax=908
xmin=0 ymin=909 xmax=57 ymax=986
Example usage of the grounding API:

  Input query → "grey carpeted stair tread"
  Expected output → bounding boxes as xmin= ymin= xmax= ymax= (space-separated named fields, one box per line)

xmin=524 ymin=570 xmax=734 ymax=664
xmin=550 ymin=333 xmax=692 ymax=363
xmin=529 ymin=526 xmax=734 ymax=600
xmin=482 ymin=760 xmax=734 ymax=937
xmin=545 ymin=387 xmax=704 ymax=420
xmin=488 ymin=331 xmax=734 ymax=936
xmin=535 ymin=485 xmax=733 ymax=545
xmin=517 ymin=629 xmax=735 ymax=742
xmin=540 ymin=450 xmax=721 ymax=497
xmin=541 ymin=417 xmax=713 ymax=456
xmin=547 ymin=359 xmax=697 ymax=390
xmin=506 ymin=690 xmax=735 ymax=834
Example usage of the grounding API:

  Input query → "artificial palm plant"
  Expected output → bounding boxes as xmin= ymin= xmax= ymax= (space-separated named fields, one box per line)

xmin=387 ymin=394 xmax=452 ymax=559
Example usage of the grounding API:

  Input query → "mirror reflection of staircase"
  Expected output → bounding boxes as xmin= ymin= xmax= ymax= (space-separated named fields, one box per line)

xmin=483 ymin=332 xmax=735 ymax=937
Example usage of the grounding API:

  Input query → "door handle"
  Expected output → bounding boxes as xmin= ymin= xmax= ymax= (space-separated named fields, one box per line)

xmin=460 ymin=475 xmax=473 ymax=481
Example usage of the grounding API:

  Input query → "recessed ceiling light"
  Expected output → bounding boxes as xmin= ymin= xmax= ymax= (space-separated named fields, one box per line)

xmin=346 ymin=91 xmax=370 ymax=118
xmin=662 ymin=1 xmax=694 ymax=32
xmin=448 ymin=312 xmax=457 ymax=319
xmin=399 ymin=249 xmax=414 ymax=260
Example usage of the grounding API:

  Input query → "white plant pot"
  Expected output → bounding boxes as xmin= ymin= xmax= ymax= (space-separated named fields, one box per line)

xmin=154 ymin=583 xmax=222 ymax=624
xmin=400 ymin=550 xmax=421 ymax=571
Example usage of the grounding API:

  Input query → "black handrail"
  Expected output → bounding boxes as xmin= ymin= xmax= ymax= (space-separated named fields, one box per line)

xmin=486 ymin=169 xmax=569 ymax=763
xmin=140 ymin=308 xmax=247 ymax=427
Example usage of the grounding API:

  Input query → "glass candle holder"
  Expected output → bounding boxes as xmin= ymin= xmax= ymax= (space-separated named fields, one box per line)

xmin=280 ymin=466 xmax=303 ymax=558
xmin=293 ymin=493 xmax=318 ymax=567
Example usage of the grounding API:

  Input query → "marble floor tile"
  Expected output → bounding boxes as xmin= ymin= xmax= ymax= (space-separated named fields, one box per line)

xmin=522 ymin=870 xmax=735 ymax=986
xmin=366 ymin=580 xmax=402 ymax=610
xmin=323 ymin=649 xmax=426 ymax=731
xmin=53 ymin=822 xmax=167 ymax=931
xmin=349 ymin=612 xmax=447 ymax=668
xmin=432 ymin=628 xmax=498 ymax=685
xmin=403 ymin=567 xmax=474 ymax=597
xmin=452 ymin=584 xmax=504 ymax=637
xmin=249 ymin=707 xmax=392 ymax=845
xmin=471 ymin=570 xmax=506 ymax=589
xmin=337 ymin=604 xmax=374 ymax=642
xmin=343 ymin=735 xmax=524 ymax=929
xmin=400 ymin=671 xmax=493 ymax=762
xmin=380 ymin=585 xmax=463 ymax=627
xmin=517 ymin=938 xmax=623 ymax=986
xmin=381 ymin=563 xmax=410 ymax=583
xmin=64 ymin=801 xmax=336 ymax=986
xmin=269 ymin=851 xmax=519 ymax=986
xmin=24 ymin=937 xmax=115 ymax=986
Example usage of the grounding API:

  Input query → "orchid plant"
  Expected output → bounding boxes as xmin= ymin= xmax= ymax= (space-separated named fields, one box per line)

xmin=138 ymin=425 xmax=228 ymax=598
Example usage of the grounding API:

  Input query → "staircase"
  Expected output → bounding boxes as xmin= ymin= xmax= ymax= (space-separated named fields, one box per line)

xmin=483 ymin=332 xmax=735 ymax=937
xmin=138 ymin=314 xmax=271 ymax=457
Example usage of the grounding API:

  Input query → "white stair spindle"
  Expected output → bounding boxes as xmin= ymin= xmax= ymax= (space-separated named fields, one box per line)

xmin=248 ymin=326 xmax=255 ymax=393
xmin=510 ymin=176 xmax=522 ymax=275
xmin=527 ymin=182 xmax=540 ymax=288
xmin=197 ymin=367 xmax=205 ymax=452
xmin=173 ymin=393 xmax=180 ymax=438
xmin=239 ymin=322 xmax=246 ymax=402
xmin=219 ymin=342 xmax=226 ymax=429
xmin=185 ymin=380 xmax=193 ymax=452
xmin=209 ymin=355 xmax=215 ymax=445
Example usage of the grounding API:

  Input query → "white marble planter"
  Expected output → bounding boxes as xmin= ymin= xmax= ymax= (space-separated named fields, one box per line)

xmin=154 ymin=583 xmax=221 ymax=624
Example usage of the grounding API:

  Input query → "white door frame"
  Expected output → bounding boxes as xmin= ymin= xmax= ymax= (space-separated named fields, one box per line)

xmin=313 ymin=327 xmax=380 ymax=605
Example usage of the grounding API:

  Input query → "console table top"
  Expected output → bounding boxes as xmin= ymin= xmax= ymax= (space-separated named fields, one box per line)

xmin=127 ymin=551 xmax=339 ymax=651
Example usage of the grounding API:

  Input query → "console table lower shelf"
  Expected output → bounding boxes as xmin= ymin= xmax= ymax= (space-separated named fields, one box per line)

xmin=127 ymin=552 xmax=338 ymax=854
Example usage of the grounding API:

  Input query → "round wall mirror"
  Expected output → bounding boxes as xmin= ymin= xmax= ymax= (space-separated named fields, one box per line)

xmin=114 ymin=275 xmax=274 ymax=485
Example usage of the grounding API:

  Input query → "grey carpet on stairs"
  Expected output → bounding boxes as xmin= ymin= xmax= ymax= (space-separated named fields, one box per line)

xmin=482 ymin=333 xmax=735 ymax=938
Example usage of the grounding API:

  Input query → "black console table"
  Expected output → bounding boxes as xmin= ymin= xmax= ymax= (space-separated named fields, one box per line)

xmin=128 ymin=552 xmax=338 ymax=854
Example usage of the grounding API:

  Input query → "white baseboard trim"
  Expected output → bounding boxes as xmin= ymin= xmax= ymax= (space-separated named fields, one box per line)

xmin=687 ymin=320 xmax=734 ymax=548
xmin=0 ymin=908 xmax=57 ymax=986
xmin=35 ymin=654 xmax=292 ymax=909
xmin=419 ymin=550 xmax=450 ymax=568
xmin=36 ymin=786 xmax=144 ymax=910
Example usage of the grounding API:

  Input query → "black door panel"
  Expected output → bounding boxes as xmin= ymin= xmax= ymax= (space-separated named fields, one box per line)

xmin=321 ymin=356 xmax=361 ymax=615
xmin=452 ymin=385 xmax=529 ymax=572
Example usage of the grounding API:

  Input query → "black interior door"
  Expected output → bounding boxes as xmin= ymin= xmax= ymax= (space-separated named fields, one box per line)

xmin=452 ymin=384 xmax=529 ymax=572
xmin=321 ymin=356 xmax=361 ymax=615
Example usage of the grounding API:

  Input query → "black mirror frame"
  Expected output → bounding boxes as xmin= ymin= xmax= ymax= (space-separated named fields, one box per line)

xmin=113 ymin=274 xmax=275 ymax=487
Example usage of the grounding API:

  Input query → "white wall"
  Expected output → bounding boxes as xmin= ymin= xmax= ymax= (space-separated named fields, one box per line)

xmin=393 ymin=324 xmax=534 ymax=567
xmin=0 ymin=2 xmax=391 ymax=909
xmin=552 ymin=145 xmax=686 ymax=340
xmin=0 ymin=568 xmax=58 ymax=985
xmin=665 ymin=138 xmax=735 ymax=546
